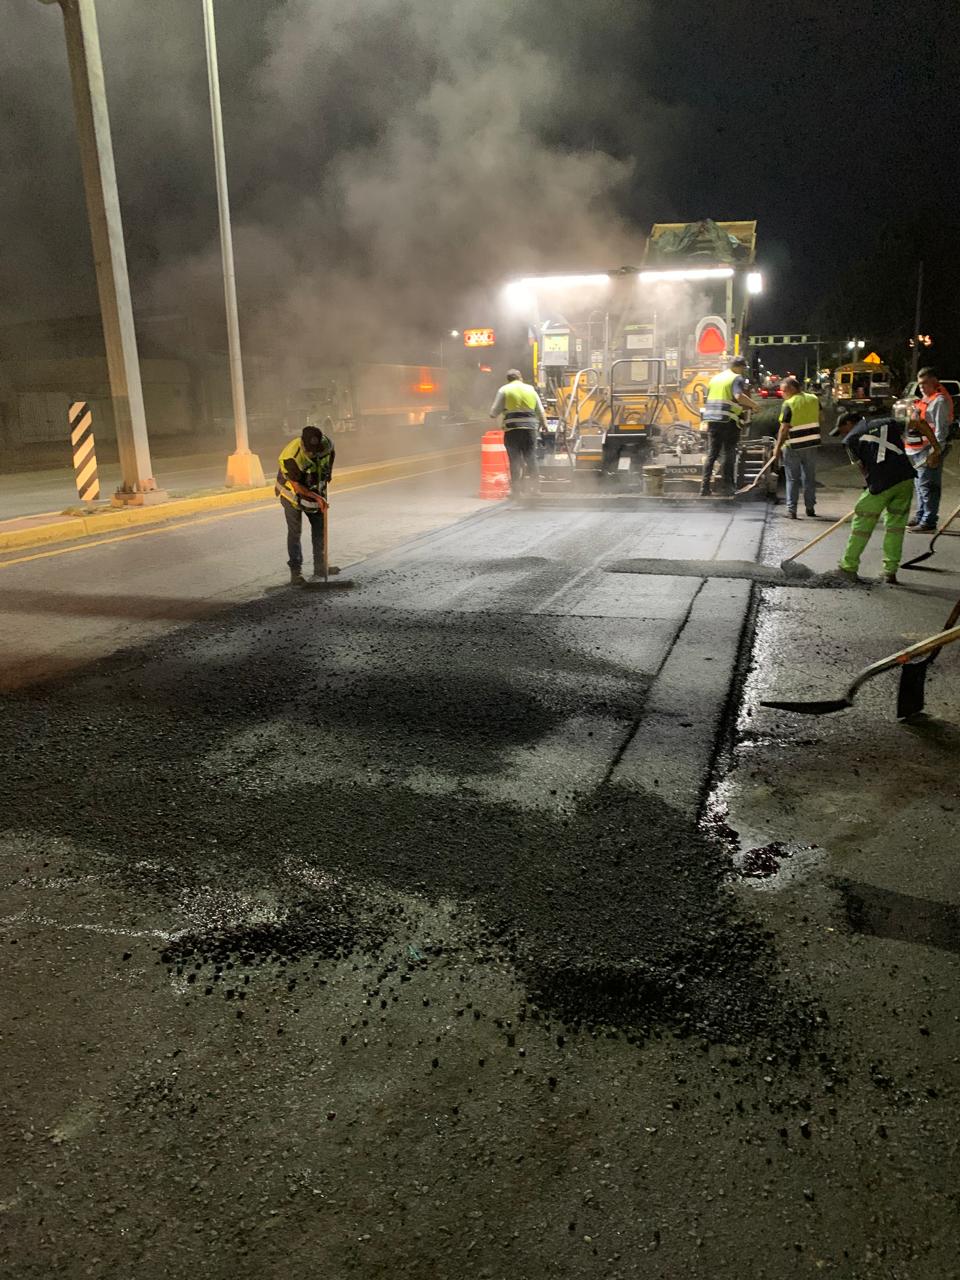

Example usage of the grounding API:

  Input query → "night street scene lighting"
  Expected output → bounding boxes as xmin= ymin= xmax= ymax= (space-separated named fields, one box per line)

xmin=3 ymin=3 xmax=959 ymax=1277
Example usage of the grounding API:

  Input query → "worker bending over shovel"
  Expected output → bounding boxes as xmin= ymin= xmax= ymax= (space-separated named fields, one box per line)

xmin=277 ymin=422 xmax=341 ymax=585
xmin=835 ymin=406 xmax=940 ymax=585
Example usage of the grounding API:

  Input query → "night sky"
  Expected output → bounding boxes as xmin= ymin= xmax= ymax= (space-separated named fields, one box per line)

xmin=2 ymin=0 xmax=957 ymax=370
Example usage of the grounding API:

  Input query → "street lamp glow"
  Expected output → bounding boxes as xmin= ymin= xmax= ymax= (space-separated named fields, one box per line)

xmin=450 ymin=329 xmax=460 ymax=338
xmin=746 ymin=272 xmax=763 ymax=294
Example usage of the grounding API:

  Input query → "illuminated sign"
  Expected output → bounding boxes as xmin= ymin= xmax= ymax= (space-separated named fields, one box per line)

xmin=463 ymin=328 xmax=496 ymax=348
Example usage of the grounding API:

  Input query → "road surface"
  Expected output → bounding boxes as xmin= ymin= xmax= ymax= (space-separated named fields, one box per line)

xmin=0 ymin=452 xmax=484 ymax=688
xmin=1 ymin=444 xmax=958 ymax=1279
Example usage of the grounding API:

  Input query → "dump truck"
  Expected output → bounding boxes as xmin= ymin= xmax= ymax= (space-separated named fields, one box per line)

xmin=499 ymin=219 xmax=774 ymax=495
xmin=284 ymin=364 xmax=449 ymax=437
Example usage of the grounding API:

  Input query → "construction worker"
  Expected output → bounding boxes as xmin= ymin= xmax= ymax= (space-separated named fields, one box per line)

xmin=699 ymin=355 xmax=759 ymax=496
xmin=772 ymin=375 xmax=822 ymax=517
xmin=277 ymin=421 xmax=340 ymax=584
xmin=906 ymin=367 xmax=955 ymax=532
xmin=835 ymin=406 xmax=940 ymax=584
xmin=489 ymin=368 xmax=547 ymax=494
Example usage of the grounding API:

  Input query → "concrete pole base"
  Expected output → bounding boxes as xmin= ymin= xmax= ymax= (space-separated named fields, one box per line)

xmin=225 ymin=450 xmax=266 ymax=487
xmin=111 ymin=487 xmax=170 ymax=508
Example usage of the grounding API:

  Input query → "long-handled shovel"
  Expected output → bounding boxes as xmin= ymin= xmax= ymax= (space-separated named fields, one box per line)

xmin=901 ymin=498 xmax=960 ymax=570
xmin=779 ymin=507 xmax=856 ymax=576
xmin=303 ymin=501 xmax=354 ymax=590
xmin=894 ymin=595 xmax=960 ymax=717
xmin=734 ymin=454 xmax=777 ymax=498
xmin=761 ymin=617 xmax=960 ymax=717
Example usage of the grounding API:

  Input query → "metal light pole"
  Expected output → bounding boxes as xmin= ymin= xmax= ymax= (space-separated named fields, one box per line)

xmin=202 ymin=0 xmax=264 ymax=487
xmin=39 ymin=0 xmax=162 ymax=503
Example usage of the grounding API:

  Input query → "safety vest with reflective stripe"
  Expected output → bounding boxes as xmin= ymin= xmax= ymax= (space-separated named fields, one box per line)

xmin=905 ymin=385 xmax=955 ymax=454
xmin=276 ymin=434 xmax=334 ymax=506
xmin=501 ymin=381 xmax=540 ymax=427
xmin=779 ymin=392 xmax=821 ymax=449
xmin=701 ymin=369 xmax=743 ymax=424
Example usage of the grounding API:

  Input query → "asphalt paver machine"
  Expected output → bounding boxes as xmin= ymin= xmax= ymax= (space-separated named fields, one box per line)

xmin=502 ymin=219 xmax=775 ymax=496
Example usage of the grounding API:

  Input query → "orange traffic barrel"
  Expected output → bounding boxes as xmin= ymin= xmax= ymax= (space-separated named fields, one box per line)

xmin=479 ymin=429 xmax=510 ymax=498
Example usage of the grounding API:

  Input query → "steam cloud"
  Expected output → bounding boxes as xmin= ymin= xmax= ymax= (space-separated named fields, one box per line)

xmin=3 ymin=0 xmax=680 ymax=362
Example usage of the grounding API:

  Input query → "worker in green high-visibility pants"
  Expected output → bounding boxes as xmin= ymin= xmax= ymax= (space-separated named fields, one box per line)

xmin=836 ymin=409 xmax=940 ymax=584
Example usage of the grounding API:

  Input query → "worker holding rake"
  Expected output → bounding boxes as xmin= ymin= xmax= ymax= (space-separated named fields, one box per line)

xmin=835 ymin=407 xmax=940 ymax=585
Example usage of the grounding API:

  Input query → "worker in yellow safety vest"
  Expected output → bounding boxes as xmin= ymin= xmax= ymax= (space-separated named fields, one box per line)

xmin=772 ymin=376 xmax=823 ymax=518
xmin=489 ymin=368 xmax=548 ymax=494
xmin=699 ymin=355 xmax=759 ymax=496
xmin=276 ymin=422 xmax=340 ymax=584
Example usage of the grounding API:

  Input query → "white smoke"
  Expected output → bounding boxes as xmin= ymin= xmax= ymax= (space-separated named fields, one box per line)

xmin=3 ymin=0 xmax=680 ymax=361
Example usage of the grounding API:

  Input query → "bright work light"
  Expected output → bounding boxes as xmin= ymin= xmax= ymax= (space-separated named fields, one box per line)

xmin=638 ymin=267 xmax=735 ymax=283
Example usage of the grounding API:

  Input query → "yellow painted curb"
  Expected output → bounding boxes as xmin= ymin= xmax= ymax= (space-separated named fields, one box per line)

xmin=0 ymin=445 xmax=476 ymax=554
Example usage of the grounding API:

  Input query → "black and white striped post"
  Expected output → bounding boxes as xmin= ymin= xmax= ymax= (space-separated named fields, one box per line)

xmin=69 ymin=400 xmax=100 ymax=502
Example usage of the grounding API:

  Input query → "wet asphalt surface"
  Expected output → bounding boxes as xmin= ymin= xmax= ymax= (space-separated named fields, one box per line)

xmin=2 ymin=479 xmax=959 ymax=1278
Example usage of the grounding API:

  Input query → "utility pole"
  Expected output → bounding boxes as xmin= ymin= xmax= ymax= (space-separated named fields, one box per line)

xmin=41 ymin=0 xmax=162 ymax=502
xmin=202 ymin=0 xmax=264 ymax=487
xmin=910 ymin=260 xmax=924 ymax=381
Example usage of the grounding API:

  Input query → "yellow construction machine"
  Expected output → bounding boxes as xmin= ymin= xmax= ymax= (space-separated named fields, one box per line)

xmin=503 ymin=219 xmax=774 ymax=495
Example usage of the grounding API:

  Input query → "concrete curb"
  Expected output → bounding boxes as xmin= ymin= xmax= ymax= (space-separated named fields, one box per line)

xmin=0 ymin=445 xmax=477 ymax=554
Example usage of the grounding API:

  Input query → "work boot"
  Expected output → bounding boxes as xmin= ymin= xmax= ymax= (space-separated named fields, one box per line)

xmin=831 ymin=567 xmax=862 ymax=584
xmin=882 ymin=572 xmax=899 ymax=585
xmin=289 ymin=567 xmax=305 ymax=585
xmin=805 ymin=507 xmax=816 ymax=517
xmin=786 ymin=508 xmax=798 ymax=519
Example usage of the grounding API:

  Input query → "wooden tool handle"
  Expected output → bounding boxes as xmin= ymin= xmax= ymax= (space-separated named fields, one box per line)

xmin=736 ymin=454 xmax=776 ymax=494
xmin=848 ymin=623 xmax=960 ymax=699
xmin=893 ymin=624 xmax=960 ymax=665
xmin=941 ymin=595 xmax=960 ymax=633
xmin=931 ymin=498 xmax=960 ymax=548
xmin=781 ymin=508 xmax=856 ymax=565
